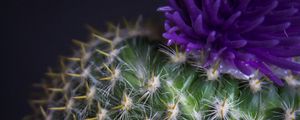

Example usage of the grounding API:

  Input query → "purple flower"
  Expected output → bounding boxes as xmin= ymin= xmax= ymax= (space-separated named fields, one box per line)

xmin=158 ymin=0 xmax=300 ymax=86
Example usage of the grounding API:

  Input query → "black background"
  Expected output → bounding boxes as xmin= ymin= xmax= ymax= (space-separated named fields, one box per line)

xmin=1 ymin=0 xmax=165 ymax=119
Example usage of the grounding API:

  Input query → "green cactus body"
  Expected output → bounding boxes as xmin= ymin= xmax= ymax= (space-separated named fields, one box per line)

xmin=26 ymin=22 xmax=300 ymax=120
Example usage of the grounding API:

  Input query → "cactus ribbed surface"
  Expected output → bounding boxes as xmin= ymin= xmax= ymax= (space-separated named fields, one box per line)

xmin=25 ymin=20 xmax=300 ymax=120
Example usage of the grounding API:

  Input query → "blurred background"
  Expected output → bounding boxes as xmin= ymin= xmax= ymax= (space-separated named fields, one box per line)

xmin=1 ymin=0 xmax=165 ymax=119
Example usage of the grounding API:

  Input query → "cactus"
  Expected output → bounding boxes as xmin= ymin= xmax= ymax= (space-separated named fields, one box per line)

xmin=25 ymin=1 xmax=300 ymax=120
xmin=25 ymin=20 xmax=300 ymax=120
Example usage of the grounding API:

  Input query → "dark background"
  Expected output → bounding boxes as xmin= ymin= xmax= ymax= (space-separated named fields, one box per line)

xmin=1 ymin=0 xmax=165 ymax=119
